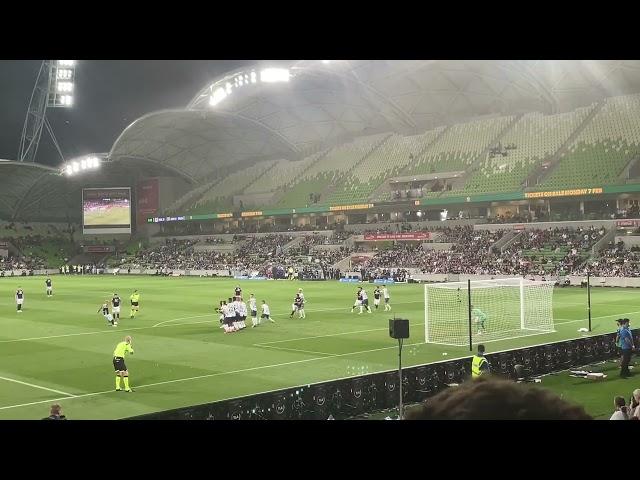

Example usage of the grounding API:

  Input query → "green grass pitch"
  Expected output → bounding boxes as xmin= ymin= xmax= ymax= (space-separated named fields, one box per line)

xmin=83 ymin=206 xmax=130 ymax=225
xmin=0 ymin=276 xmax=633 ymax=419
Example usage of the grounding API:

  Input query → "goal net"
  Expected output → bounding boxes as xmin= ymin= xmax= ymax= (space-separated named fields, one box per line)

xmin=424 ymin=278 xmax=555 ymax=346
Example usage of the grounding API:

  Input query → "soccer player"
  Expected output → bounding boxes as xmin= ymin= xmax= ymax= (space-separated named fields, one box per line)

xmin=382 ymin=285 xmax=391 ymax=311
xmin=217 ymin=300 xmax=226 ymax=329
xmin=359 ymin=287 xmax=372 ymax=314
xmin=471 ymin=305 xmax=487 ymax=335
xmin=111 ymin=294 xmax=122 ymax=323
xmin=290 ymin=294 xmax=300 ymax=318
xmin=129 ymin=290 xmax=140 ymax=318
xmin=373 ymin=287 xmax=381 ymax=310
xmin=45 ymin=278 xmax=53 ymax=297
xmin=297 ymin=288 xmax=305 ymax=303
xmin=226 ymin=297 xmax=238 ymax=332
xmin=113 ymin=336 xmax=134 ymax=392
xmin=249 ymin=294 xmax=258 ymax=328
xmin=261 ymin=300 xmax=275 ymax=323
xmin=234 ymin=285 xmax=242 ymax=298
xmin=15 ymin=287 xmax=24 ymax=313
xmin=351 ymin=289 xmax=362 ymax=313
xmin=296 ymin=294 xmax=305 ymax=319
xmin=237 ymin=297 xmax=248 ymax=330
xmin=98 ymin=300 xmax=116 ymax=326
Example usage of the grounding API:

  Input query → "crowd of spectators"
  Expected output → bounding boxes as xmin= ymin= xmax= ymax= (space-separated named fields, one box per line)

xmin=580 ymin=241 xmax=640 ymax=277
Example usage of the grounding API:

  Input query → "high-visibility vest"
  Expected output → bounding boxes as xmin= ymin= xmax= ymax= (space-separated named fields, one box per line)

xmin=471 ymin=355 xmax=487 ymax=378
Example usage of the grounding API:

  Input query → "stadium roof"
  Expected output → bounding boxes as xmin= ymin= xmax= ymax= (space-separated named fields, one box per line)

xmin=108 ymin=60 xmax=640 ymax=181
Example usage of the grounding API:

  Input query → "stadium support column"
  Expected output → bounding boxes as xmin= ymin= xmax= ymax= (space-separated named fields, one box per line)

xmin=587 ymin=272 xmax=592 ymax=332
xmin=467 ymin=279 xmax=472 ymax=352
xmin=520 ymin=277 xmax=525 ymax=330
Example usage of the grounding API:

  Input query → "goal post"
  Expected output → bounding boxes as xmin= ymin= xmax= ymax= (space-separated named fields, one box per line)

xmin=424 ymin=278 xmax=556 ymax=347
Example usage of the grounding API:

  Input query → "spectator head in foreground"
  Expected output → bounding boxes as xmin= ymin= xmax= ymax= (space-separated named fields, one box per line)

xmin=404 ymin=377 xmax=592 ymax=420
xmin=43 ymin=403 xmax=66 ymax=420
xmin=611 ymin=396 xmax=629 ymax=420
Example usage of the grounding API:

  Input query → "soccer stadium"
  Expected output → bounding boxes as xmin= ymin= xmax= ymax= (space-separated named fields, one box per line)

xmin=1 ymin=60 xmax=640 ymax=420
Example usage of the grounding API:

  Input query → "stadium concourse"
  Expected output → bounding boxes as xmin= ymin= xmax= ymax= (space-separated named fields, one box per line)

xmin=2 ymin=60 xmax=640 ymax=420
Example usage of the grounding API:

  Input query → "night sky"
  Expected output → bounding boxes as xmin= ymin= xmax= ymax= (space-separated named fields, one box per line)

xmin=0 ymin=60 xmax=253 ymax=166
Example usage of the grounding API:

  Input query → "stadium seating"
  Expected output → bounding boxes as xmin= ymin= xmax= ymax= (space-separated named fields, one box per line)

xmin=458 ymin=106 xmax=595 ymax=194
xmin=187 ymin=161 xmax=277 ymax=214
xmin=276 ymin=133 xmax=389 ymax=207
xmin=326 ymin=128 xmax=445 ymax=205
xmin=541 ymin=94 xmax=640 ymax=189
xmin=403 ymin=116 xmax=514 ymax=176
xmin=244 ymin=156 xmax=319 ymax=195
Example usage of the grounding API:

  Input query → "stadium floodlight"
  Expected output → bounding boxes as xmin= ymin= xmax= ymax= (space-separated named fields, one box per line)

xmin=80 ymin=159 xmax=87 ymax=169
xmin=260 ymin=68 xmax=290 ymax=83
xmin=250 ymin=71 xmax=257 ymax=83
xmin=56 ymin=81 xmax=73 ymax=93
xmin=58 ymin=60 xmax=75 ymax=67
xmin=65 ymin=165 xmax=73 ymax=176
xmin=60 ymin=95 xmax=73 ymax=106
xmin=225 ymin=82 xmax=232 ymax=94
xmin=72 ymin=161 xmax=80 ymax=173
xmin=209 ymin=87 xmax=227 ymax=106
xmin=57 ymin=68 xmax=73 ymax=80
xmin=322 ymin=60 xmax=331 ymax=64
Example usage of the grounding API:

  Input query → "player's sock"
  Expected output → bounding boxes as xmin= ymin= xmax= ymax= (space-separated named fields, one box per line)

xmin=359 ymin=305 xmax=363 ymax=314
xmin=123 ymin=376 xmax=130 ymax=391
xmin=115 ymin=376 xmax=121 ymax=390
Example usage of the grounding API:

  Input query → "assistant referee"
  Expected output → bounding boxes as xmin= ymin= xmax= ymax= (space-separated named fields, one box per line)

xmin=113 ymin=336 xmax=134 ymax=392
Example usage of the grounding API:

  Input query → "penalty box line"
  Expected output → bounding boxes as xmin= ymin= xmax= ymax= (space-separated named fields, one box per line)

xmin=0 ymin=375 xmax=75 ymax=398
xmin=0 ymin=340 xmax=425 ymax=412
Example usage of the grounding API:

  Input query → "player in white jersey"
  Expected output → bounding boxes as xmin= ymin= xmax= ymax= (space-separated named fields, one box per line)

xmin=217 ymin=300 xmax=226 ymax=329
xmin=382 ymin=285 xmax=391 ymax=311
xmin=97 ymin=300 xmax=116 ymax=326
xmin=249 ymin=294 xmax=258 ymax=327
xmin=359 ymin=288 xmax=372 ymax=314
xmin=261 ymin=300 xmax=275 ymax=323
xmin=237 ymin=299 xmax=248 ymax=330
xmin=223 ymin=298 xmax=237 ymax=333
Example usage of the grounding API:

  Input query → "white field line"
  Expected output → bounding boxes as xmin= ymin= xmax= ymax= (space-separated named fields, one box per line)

xmin=0 ymin=317 xmax=215 ymax=344
xmin=0 ymin=375 xmax=75 ymax=397
xmin=0 ymin=341 xmax=423 ymax=412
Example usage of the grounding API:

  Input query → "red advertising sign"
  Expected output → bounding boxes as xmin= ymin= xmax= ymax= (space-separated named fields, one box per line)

xmin=363 ymin=232 xmax=432 ymax=241
xmin=137 ymin=178 xmax=159 ymax=225
xmin=513 ymin=224 xmax=526 ymax=231
xmin=84 ymin=245 xmax=116 ymax=253
xmin=616 ymin=220 xmax=639 ymax=228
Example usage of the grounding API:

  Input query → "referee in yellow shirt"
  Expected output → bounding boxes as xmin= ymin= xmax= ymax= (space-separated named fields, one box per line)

xmin=130 ymin=290 xmax=140 ymax=318
xmin=113 ymin=336 xmax=134 ymax=392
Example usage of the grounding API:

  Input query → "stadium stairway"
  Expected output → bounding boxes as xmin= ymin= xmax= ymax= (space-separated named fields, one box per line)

xmin=499 ymin=231 xmax=524 ymax=252
xmin=369 ymin=127 xmax=451 ymax=202
xmin=462 ymin=114 xmax=523 ymax=182
xmin=528 ymin=101 xmax=603 ymax=188
xmin=491 ymin=230 xmax=518 ymax=252
xmin=591 ymin=229 xmax=616 ymax=255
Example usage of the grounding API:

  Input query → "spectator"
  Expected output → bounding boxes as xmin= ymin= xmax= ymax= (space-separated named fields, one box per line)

xmin=627 ymin=389 xmax=640 ymax=420
xmin=610 ymin=396 xmax=630 ymax=420
xmin=42 ymin=403 xmax=66 ymax=420
xmin=616 ymin=318 xmax=635 ymax=378
xmin=404 ymin=378 xmax=591 ymax=420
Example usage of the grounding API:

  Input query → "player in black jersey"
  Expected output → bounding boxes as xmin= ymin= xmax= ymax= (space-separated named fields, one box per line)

xmin=351 ymin=290 xmax=363 ymax=313
xmin=295 ymin=294 xmax=305 ymax=319
xmin=111 ymin=294 xmax=122 ymax=322
xmin=373 ymin=287 xmax=381 ymax=310
xmin=45 ymin=278 xmax=53 ymax=297
xmin=16 ymin=287 xmax=25 ymax=312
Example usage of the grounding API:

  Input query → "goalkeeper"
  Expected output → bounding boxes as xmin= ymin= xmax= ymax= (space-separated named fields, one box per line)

xmin=471 ymin=305 xmax=487 ymax=335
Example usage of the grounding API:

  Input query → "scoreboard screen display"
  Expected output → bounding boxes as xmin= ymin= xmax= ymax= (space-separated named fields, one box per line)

xmin=83 ymin=188 xmax=132 ymax=234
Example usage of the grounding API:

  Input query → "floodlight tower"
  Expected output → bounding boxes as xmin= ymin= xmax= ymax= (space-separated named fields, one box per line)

xmin=18 ymin=60 xmax=76 ymax=163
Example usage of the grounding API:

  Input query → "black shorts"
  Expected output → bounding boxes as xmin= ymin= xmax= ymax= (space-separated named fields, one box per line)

xmin=131 ymin=302 xmax=139 ymax=307
xmin=251 ymin=310 xmax=257 ymax=317
xmin=225 ymin=317 xmax=234 ymax=326
xmin=362 ymin=299 xmax=369 ymax=306
xmin=113 ymin=357 xmax=127 ymax=372
xmin=261 ymin=314 xmax=270 ymax=320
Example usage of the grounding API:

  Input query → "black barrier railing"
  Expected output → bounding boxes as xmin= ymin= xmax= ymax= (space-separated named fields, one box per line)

xmin=129 ymin=329 xmax=639 ymax=420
